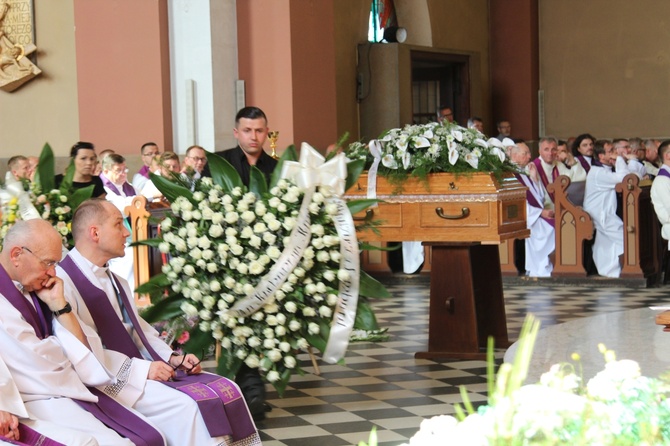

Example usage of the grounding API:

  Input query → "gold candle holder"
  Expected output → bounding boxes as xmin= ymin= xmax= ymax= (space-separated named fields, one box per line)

xmin=268 ymin=131 xmax=279 ymax=159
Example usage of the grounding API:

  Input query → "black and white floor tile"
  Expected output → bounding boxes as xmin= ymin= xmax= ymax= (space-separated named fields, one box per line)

xmin=206 ymin=275 xmax=670 ymax=446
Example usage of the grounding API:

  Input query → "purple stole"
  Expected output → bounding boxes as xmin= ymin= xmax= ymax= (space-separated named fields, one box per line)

xmin=576 ymin=155 xmax=591 ymax=173
xmin=0 ymin=265 xmax=164 ymax=446
xmin=138 ymin=165 xmax=150 ymax=179
xmin=1 ymin=424 xmax=65 ymax=446
xmin=100 ymin=174 xmax=136 ymax=197
xmin=59 ymin=256 xmax=256 ymax=441
xmin=658 ymin=166 xmax=670 ymax=179
xmin=515 ymin=173 xmax=555 ymax=227
xmin=532 ymin=158 xmax=557 ymax=202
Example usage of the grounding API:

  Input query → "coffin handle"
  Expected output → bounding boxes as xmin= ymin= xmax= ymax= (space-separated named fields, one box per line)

xmin=353 ymin=209 xmax=374 ymax=222
xmin=435 ymin=207 xmax=470 ymax=220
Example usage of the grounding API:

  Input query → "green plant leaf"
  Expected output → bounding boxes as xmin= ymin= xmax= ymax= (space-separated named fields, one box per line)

xmin=216 ymin=347 xmax=243 ymax=379
xmin=130 ymin=238 xmax=164 ymax=248
xmin=206 ymin=152 xmax=243 ymax=191
xmin=150 ymin=173 xmax=193 ymax=204
xmin=345 ymin=159 xmax=366 ymax=192
xmin=69 ymin=185 xmax=95 ymax=210
xmin=305 ymin=321 xmax=329 ymax=353
xmin=59 ymin=162 xmax=76 ymax=195
xmin=134 ymin=273 xmax=171 ymax=294
xmin=248 ymin=165 xmax=268 ymax=197
xmin=274 ymin=368 xmax=292 ymax=397
xmin=35 ymin=143 xmax=55 ymax=193
xmin=139 ymin=293 xmax=184 ymax=323
xmin=353 ymin=301 xmax=379 ymax=331
xmin=347 ymin=199 xmax=380 ymax=215
xmin=269 ymin=144 xmax=298 ymax=188
xmin=182 ymin=327 xmax=215 ymax=357
xmin=359 ymin=271 xmax=391 ymax=298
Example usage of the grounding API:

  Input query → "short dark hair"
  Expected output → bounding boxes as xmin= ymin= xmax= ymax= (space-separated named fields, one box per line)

xmin=594 ymin=139 xmax=611 ymax=157
xmin=70 ymin=141 xmax=95 ymax=158
xmin=571 ymin=133 xmax=595 ymax=156
xmin=185 ymin=145 xmax=205 ymax=156
xmin=102 ymin=154 xmax=126 ymax=171
xmin=72 ymin=198 xmax=109 ymax=244
xmin=658 ymin=140 xmax=670 ymax=161
xmin=7 ymin=155 xmax=27 ymax=169
xmin=141 ymin=142 xmax=158 ymax=155
xmin=235 ymin=107 xmax=267 ymax=124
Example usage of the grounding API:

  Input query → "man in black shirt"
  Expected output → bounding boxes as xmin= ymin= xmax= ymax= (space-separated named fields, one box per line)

xmin=215 ymin=106 xmax=277 ymax=186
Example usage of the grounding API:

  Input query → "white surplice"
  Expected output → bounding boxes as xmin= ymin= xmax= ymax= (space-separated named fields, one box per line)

xmin=58 ymin=248 xmax=259 ymax=446
xmin=518 ymin=171 xmax=555 ymax=277
xmin=583 ymin=157 xmax=646 ymax=277
xmin=0 ymin=286 xmax=151 ymax=445
xmin=651 ymin=165 xmax=670 ymax=250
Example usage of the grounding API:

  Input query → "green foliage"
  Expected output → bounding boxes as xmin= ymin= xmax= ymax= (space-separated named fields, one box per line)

xmin=34 ymin=143 xmax=55 ymax=192
xmin=248 ymin=166 xmax=268 ymax=197
xmin=149 ymin=173 xmax=193 ymax=204
xmin=269 ymin=144 xmax=298 ymax=189
xmin=205 ymin=152 xmax=243 ymax=191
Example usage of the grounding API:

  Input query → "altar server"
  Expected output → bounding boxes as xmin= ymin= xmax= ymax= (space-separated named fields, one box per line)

xmin=583 ymin=140 xmax=646 ymax=277
xmin=58 ymin=199 xmax=261 ymax=446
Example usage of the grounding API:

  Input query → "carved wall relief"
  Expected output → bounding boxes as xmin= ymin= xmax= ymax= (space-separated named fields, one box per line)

xmin=0 ymin=0 xmax=40 ymax=92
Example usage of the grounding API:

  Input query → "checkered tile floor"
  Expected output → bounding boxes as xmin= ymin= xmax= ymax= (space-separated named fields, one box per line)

xmin=206 ymin=275 xmax=670 ymax=446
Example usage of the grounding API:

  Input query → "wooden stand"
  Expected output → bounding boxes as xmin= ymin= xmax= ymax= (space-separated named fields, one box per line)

xmin=415 ymin=243 xmax=510 ymax=360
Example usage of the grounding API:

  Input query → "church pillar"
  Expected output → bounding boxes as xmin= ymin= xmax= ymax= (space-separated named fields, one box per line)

xmin=489 ymin=0 xmax=539 ymax=142
xmin=73 ymin=0 xmax=172 ymax=154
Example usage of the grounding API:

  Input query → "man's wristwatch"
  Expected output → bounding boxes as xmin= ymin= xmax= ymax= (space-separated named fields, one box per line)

xmin=53 ymin=302 xmax=72 ymax=317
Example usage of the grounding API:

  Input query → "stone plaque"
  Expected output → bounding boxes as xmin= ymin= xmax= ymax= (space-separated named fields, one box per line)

xmin=0 ymin=0 xmax=41 ymax=92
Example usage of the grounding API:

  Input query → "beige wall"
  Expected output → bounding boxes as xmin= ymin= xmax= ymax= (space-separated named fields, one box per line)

xmin=540 ymin=0 xmax=670 ymax=139
xmin=0 ymin=0 xmax=80 ymax=158
xmin=428 ymin=0 xmax=491 ymax=132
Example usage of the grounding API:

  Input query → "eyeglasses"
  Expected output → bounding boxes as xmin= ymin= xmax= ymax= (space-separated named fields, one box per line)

xmin=188 ymin=156 xmax=207 ymax=162
xmin=21 ymin=246 xmax=59 ymax=269
xmin=172 ymin=349 xmax=204 ymax=378
xmin=110 ymin=167 xmax=129 ymax=174
xmin=143 ymin=152 xmax=160 ymax=157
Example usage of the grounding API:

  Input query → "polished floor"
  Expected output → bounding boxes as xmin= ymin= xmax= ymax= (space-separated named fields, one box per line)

xmin=206 ymin=275 xmax=670 ymax=446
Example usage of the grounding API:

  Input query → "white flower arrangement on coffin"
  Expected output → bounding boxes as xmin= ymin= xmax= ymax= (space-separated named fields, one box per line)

xmin=357 ymin=315 xmax=670 ymax=446
xmin=137 ymin=143 xmax=389 ymax=395
xmin=346 ymin=121 xmax=517 ymax=191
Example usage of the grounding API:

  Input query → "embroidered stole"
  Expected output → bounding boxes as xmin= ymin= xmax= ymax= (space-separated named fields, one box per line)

xmin=1 ymin=424 xmax=65 ymax=446
xmin=59 ymin=256 xmax=256 ymax=441
xmin=0 ymin=265 xmax=164 ymax=446
xmin=100 ymin=174 xmax=136 ymax=197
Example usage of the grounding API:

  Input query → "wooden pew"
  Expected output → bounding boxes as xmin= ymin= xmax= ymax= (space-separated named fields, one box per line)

xmin=617 ymin=174 xmax=661 ymax=281
xmin=547 ymin=176 xmax=593 ymax=276
xmin=125 ymin=196 xmax=171 ymax=307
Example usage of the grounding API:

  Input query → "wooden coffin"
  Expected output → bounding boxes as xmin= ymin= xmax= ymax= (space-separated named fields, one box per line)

xmin=345 ymin=172 xmax=529 ymax=243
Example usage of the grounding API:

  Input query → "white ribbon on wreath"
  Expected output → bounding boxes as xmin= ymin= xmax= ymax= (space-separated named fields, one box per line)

xmin=229 ymin=142 xmax=360 ymax=363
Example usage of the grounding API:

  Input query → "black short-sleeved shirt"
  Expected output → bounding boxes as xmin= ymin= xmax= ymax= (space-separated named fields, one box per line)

xmin=214 ymin=146 xmax=278 ymax=187
xmin=55 ymin=174 xmax=106 ymax=198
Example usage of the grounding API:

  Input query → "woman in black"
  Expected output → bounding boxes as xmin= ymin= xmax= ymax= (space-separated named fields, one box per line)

xmin=56 ymin=141 xmax=106 ymax=198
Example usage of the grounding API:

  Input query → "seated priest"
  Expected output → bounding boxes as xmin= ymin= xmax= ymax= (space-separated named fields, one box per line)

xmin=510 ymin=141 xmax=555 ymax=277
xmin=583 ymin=139 xmax=646 ymax=277
xmin=132 ymin=142 xmax=160 ymax=192
xmin=0 ymin=219 xmax=166 ymax=446
xmin=57 ymin=199 xmax=261 ymax=446
xmin=99 ymin=153 xmax=138 ymax=293
xmin=0 ymin=353 xmax=100 ymax=445
xmin=532 ymin=136 xmax=586 ymax=207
